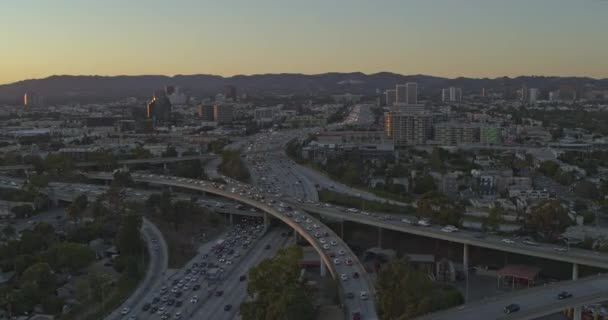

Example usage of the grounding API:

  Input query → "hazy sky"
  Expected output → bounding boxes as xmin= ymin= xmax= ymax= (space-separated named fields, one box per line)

xmin=1 ymin=0 xmax=608 ymax=84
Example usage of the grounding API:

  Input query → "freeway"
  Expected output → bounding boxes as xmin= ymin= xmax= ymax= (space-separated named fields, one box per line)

xmin=188 ymin=228 xmax=291 ymax=319
xmin=85 ymin=172 xmax=379 ymax=320
xmin=107 ymin=219 xmax=169 ymax=320
xmin=416 ymin=274 xmax=608 ymax=320
xmin=0 ymin=155 xmax=213 ymax=171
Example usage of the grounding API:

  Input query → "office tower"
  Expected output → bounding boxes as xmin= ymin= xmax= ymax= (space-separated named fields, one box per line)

xmin=213 ymin=104 xmax=234 ymax=124
xmin=442 ymin=87 xmax=462 ymax=102
xmin=520 ymin=85 xmax=529 ymax=102
xmin=406 ymin=82 xmax=418 ymax=105
xmin=224 ymin=85 xmax=237 ymax=101
xmin=146 ymin=90 xmax=172 ymax=123
xmin=529 ymin=88 xmax=539 ymax=104
xmin=386 ymin=89 xmax=396 ymax=106
xmin=396 ymin=84 xmax=407 ymax=104
xmin=385 ymin=89 xmax=396 ymax=107
xmin=23 ymin=92 xmax=43 ymax=107
xmin=198 ymin=104 xmax=215 ymax=121
xmin=385 ymin=110 xmax=432 ymax=146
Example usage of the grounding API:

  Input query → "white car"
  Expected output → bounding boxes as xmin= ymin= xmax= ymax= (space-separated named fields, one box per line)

xmin=190 ymin=296 xmax=199 ymax=303
xmin=330 ymin=240 xmax=337 ymax=246
xmin=401 ymin=218 xmax=412 ymax=224
xmin=337 ymin=250 xmax=345 ymax=256
xmin=441 ymin=225 xmax=459 ymax=233
xmin=340 ymin=273 xmax=348 ymax=281
xmin=553 ymin=247 xmax=567 ymax=252
xmin=323 ymin=244 xmax=331 ymax=250
xmin=417 ymin=220 xmax=431 ymax=227
xmin=501 ymin=238 xmax=515 ymax=244
xmin=360 ymin=291 xmax=369 ymax=300
xmin=334 ymin=259 xmax=341 ymax=265
xmin=121 ymin=307 xmax=130 ymax=315
xmin=319 ymin=238 xmax=327 ymax=244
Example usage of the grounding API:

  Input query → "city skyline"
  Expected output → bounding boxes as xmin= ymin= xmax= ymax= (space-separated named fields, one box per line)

xmin=2 ymin=0 xmax=608 ymax=85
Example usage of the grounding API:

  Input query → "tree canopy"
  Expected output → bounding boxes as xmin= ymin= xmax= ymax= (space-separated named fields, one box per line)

xmin=526 ymin=199 xmax=572 ymax=240
xmin=240 ymin=245 xmax=314 ymax=320
xmin=377 ymin=258 xmax=463 ymax=320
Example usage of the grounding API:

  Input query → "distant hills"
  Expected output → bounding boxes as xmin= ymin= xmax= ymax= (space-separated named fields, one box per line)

xmin=1 ymin=73 xmax=607 ymax=104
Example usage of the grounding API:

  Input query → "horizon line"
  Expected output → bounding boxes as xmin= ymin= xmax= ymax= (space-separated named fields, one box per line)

xmin=3 ymin=72 xmax=608 ymax=86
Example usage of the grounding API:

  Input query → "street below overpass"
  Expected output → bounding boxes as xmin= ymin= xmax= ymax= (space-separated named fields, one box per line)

xmin=416 ymin=274 xmax=608 ymax=320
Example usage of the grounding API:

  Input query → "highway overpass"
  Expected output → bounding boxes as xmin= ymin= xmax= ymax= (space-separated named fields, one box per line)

xmin=416 ymin=274 xmax=608 ymax=320
xmin=0 ymin=155 xmax=213 ymax=171
xmin=85 ymin=172 xmax=379 ymax=320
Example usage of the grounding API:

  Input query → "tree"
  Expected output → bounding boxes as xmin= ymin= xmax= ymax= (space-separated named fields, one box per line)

xmin=413 ymin=174 xmax=436 ymax=195
xmin=416 ymin=192 xmax=463 ymax=226
xmin=484 ymin=206 xmax=504 ymax=232
xmin=50 ymin=242 xmax=96 ymax=272
xmin=11 ymin=204 xmax=34 ymax=219
xmin=526 ymin=200 xmax=572 ymax=240
xmin=219 ymin=150 xmax=250 ymax=182
xmin=377 ymin=258 xmax=463 ymax=319
xmin=538 ymin=161 xmax=560 ymax=177
xmin=112 ymin=170 xmax=134 ymax=188
xmin=43 ymin=153 xmax=74 ymax=177
xmin=67 ymin=193 xmax=88 ymax=223
xmin=573 ymin=181 xmax=599 ymax=200
xmin=162 ymin=146 xmax=178 ymax=158
xmin=2 ymin=225 xmax=15 ymax=239
xmin=20 ymin=262 xmax=56 ymax=294
xmin=114 ymin=214 xmax=143 ymax=256
xmin=240 ymin=245 xmax=314 ymax=320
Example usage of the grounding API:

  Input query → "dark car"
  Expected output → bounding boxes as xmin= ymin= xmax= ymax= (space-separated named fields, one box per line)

xmin=175 ymin=300 xmax=183 ymax=307
xmin=215 ymin=290 xmax=224 ymax=297
xmin=193 ymin=284 xmax=201 ymax=291
xmin=239 ymin=275 xmax=247 ymax=282
xmin=142 ymin=303 xmax=151 ymax=311
xmin=224 ymin=304 xmax=232 ymax=311
xmin=167 ymin=299 xmax=175 ymax=306
xmin=265 ymin=244 xmax=271 ymax=250
xmin=352 ymin=311 xmax=361 ymax=320
xmin=150 ymin=306 xmax=158 ymax=314
xmin=152 ymin=297 xmax=160 ymax=304
xmin=175 ymin=292 xmax=182 ymax=298
xmin=558 ymin=291 xmax=573 ymax=299
xmin=504 ymin=304 xmax=520 ymax=314
xmin=346 ymin=292 xmax=354 ymax=299
xmin=353 ymin=272 xmax=360 ymax=279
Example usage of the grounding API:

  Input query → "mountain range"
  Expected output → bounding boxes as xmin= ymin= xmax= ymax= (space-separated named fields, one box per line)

xmin=1 ymin=73 xmax=607 ymax=104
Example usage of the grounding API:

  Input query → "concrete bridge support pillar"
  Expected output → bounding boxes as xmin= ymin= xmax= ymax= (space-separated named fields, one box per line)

xmin=572 ymin=263 xmax=581 ymax=320
xmin=463 ymin=244 xmax=469 ymax=302
xmin=263 ymin=212 xmax=269 ymax=233
xmin=320 ymin=258 xmax=327 ymax=277
xmin=229 ymin=213 xmax=233 ymax=226
xmin=378 ymin=227 xmax=383 ymax=248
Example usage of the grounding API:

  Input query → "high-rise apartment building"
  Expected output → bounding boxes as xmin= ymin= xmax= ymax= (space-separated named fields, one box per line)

xmin=395 ymin=82 xmax=418 ymax=105
xmin=529 ymin=88 xmax=539 ymax=104
xmin=434 ymin=122 xmax=480 ymax=145
xmin=385 ymin=110 xmax=432 ymax=146
xmin=213 ymin=104 xmax=234 ymax=124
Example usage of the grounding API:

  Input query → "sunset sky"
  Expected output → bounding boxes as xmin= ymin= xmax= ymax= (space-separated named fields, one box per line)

xmin=1 ymin=0 xmax=607 ymax=84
